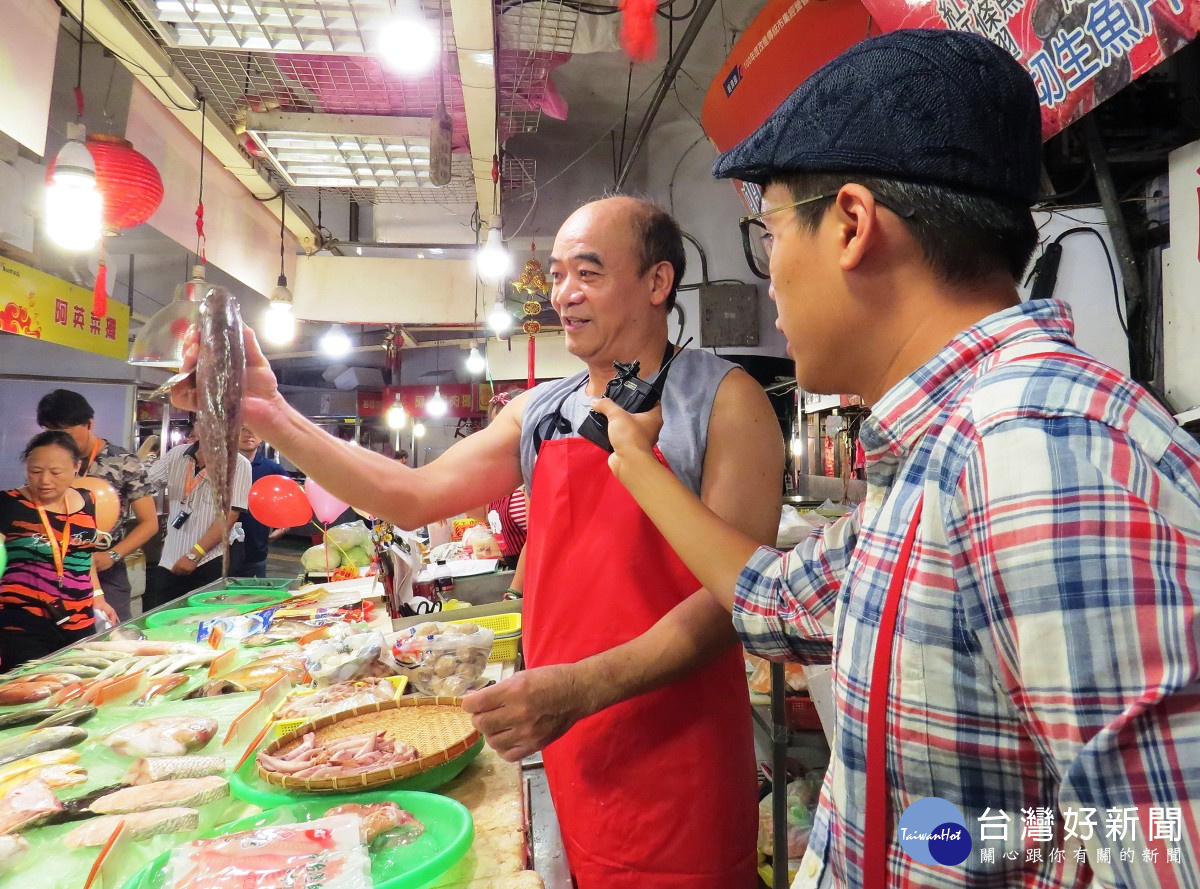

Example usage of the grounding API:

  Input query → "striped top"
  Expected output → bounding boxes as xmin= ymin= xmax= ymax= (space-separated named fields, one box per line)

xmin=733 ymin=300 xmax=1200 ymax=888
xmin=488 ymin=487 xmax=527 ymax=559
xmin=148 ymin=443 xmax=251 ymax=569
xmin=0 ymin=488 xmax=101 ymax=632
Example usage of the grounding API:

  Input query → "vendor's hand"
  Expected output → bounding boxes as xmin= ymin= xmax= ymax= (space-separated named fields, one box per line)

xmin=171 ymin=327 xmax=288 ymax=434
xmin=93 ymin=597 xmax=118 ymax=625
xmin=461 ymin=665 xmax=593 ymax=762
xmin=588 ymin=399 xmax=663 ymax=481
xmin=170 ymin=555 xmax=197 ymax=575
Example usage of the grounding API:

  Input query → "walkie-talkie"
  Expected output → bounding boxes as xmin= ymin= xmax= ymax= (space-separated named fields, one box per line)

xmin=578 ymin=338 xmax=693 ymax=452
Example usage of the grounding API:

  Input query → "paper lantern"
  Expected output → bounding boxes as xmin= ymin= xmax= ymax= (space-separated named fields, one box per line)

xmin=85 ymin=134 xmax=164 ymax=233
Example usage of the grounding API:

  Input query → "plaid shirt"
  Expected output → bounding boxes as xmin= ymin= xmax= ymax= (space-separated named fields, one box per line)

xmin=734 ymin=300 xmax=1200 ymax=888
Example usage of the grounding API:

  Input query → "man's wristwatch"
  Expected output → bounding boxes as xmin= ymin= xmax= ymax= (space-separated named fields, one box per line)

xmin=184 ymin=552 xmax=199 ymax=563
xmin=106 ymin=550 xmax=124 ymax=564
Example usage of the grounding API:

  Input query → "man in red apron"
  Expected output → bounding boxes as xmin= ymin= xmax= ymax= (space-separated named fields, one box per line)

xmin=174 ymin=197 xmax=784 ymax=887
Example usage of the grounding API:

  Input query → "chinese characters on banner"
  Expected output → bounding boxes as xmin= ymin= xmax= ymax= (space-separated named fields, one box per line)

xmin=0 ymin=257 xmax=129 ymax=360
xmin=974 ymin=805 xmax=1185 ymax=865
xmin=357 ymin=385 xmax=488 ymax=419
xmin=859 ymin=0 xmax=1200 ymax=137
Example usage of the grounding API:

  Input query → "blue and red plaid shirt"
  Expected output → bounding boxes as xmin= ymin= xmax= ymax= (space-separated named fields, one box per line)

xmin=734 ymin=300 xmax=1200 ymax=888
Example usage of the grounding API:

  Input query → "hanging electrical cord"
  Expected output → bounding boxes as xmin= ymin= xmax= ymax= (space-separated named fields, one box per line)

xmin=277 ymin=199 xmax=287 ymax=280
xmin=1025 ymin=226 xmax=1125 ymax=335
xmin=194 ymin=97 xmax=207 ymax=265
xmin=75 ymin=0 xmax=85 ymax=122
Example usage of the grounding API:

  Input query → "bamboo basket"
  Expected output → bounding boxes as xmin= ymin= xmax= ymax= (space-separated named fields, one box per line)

xmin=256 ymin=696 xmax=480 ymax=792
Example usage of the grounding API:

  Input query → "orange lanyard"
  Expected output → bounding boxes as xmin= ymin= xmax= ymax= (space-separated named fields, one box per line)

xmin=183 ymin=461 xmax=207 ymax=500
xmin=33 ymin=498 xmax=72 ymax=588
xmin=82 ymin=438 xmax=102 ymax=476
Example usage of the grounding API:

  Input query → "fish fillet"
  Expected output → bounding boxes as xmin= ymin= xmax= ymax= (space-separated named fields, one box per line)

xmin=195 ymin=286 xmax=245 ymax=582
xmin=89 ymin=776 xmax=228 ymax=815
xmin=103 ymin=717 xmax=217 ymax=758
xmin=122 ymin=755 xmax=227 ymax=786
xmin=64 ymin=806 xmax=199 ymax=848
xmin=0 ymin=779 xmax=62 ymax=834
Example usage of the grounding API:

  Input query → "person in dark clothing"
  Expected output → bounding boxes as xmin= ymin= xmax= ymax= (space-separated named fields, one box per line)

xmin=230 ymin=426 xmax=288 ymax=578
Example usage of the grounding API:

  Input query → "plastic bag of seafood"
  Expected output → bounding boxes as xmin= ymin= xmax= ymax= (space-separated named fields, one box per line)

xmin=164 ymin=812 xmax=371 ymax=889
xmin=390 ymin=622 xmax=494 ymax=697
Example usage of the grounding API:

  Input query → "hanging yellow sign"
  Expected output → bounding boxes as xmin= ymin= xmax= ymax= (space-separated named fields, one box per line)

xmin=0 ymin=257 xmax=129 ymax=360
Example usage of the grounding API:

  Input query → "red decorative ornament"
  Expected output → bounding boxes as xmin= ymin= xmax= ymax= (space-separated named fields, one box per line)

xmin=84 ymin=134 xmax=164 ymax=233
xmin=522 ymin=319 xmax=542 ymax=335
xmin=620 ymin=0 xmax=658 ymax=62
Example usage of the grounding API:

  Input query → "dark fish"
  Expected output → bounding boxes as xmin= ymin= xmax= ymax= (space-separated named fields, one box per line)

xmin=0 ymin=727 xmax=88 ymax=767
xmin=33 ymin=705 xmax=96 ymax=729
xmin=195 ymin=286 xmax=246 ymax=582
xmin=0 ymin=708 xmax=63 ymax=731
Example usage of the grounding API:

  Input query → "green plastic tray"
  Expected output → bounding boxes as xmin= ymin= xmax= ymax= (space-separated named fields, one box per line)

xmin=142 ymin=602 xmax=267 ymax=629
xmin=187 ymin=589 xmax=291 ymax=608
xmin=121 ymin=788 xmax=474 ymax=889
xmin=230 ymin=737 xmax=486 ymax=807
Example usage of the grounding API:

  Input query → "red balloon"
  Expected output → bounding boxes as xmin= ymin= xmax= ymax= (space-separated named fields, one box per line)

xmin=248 ymin=475 xmax=312 ymax=529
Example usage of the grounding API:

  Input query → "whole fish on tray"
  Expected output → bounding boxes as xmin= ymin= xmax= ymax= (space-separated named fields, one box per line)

xmin=0 ymin=727 xmax=87 ymax=767
xmin=0 ymin=674 xmax=78 ymax=706
xmin=0 ymin=835 xmax=27 ymax=872
xmin=195 ymin=286 xmax=245 ymax=582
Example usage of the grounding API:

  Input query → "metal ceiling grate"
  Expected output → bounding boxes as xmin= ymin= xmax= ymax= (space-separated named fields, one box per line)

xmin=128 ymin=0 xmax=395 ymax=53
xmin=501 ymin=154 xmax=535 ymax=194
xmin=496 ymin=0 xmax=578 ymax=139
xmin=249 ymin=129 xmax=435 ymax=187
xmin=303 ymin=154 xmax=478 ymax=203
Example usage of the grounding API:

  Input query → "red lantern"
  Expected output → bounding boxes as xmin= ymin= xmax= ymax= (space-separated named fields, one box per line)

xmin=45 ymin=134 xmax=164 ymax=316
xmin=84 ymin=134 xmax=164 ymax=233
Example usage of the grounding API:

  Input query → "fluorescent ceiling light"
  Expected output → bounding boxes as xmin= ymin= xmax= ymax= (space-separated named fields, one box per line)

xmin=249 ymin=130 xmax=438 ymax=190
xmin=131 ymin=0 xmax=397 ymax=54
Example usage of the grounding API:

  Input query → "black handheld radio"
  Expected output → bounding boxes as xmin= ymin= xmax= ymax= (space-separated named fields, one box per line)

xmin=578 ymin=338 xmax=692 ymax=452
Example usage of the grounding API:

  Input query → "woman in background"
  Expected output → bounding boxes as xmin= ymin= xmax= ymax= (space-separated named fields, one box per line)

xmin=0 ymin=431 xmax=118 ymax=670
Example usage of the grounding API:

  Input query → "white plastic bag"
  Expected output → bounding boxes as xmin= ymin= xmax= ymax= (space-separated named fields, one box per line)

xmin=391 ymin=622 xmax=494 ymax=696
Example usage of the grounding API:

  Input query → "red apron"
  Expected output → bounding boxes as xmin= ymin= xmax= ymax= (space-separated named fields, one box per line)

xmin=524 ymin=436 xmax=759 ymax=889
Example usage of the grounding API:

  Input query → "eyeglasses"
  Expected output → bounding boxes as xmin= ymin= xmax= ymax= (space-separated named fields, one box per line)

xmin=738 ymin=192 xmax=915 ymax=279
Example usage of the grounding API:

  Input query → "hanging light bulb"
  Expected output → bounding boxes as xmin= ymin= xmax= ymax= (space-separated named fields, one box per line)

xmin=426 ymin=386 xmax=448 ymax=417
xmin=465 ymin=344 xmax=486 ymax=375
xmin=487 ymin=297 xmax=511 ymax=334
xmin=45 ymin=122 xmax=102 ymax=251
xmin=378 ymin=0 xmax=438 ymax=74
xmin=321 ymin=323 xmax=352 ymax=358
xmin=263 ymin=277 xmax=296 ymax=345
xmin=413 ymin=421 xmax=427 ymax=438
xmin=385 ymin=394 xmax=408 ymax=430
xmin=477 ymin=215 xmax=510 ymax=283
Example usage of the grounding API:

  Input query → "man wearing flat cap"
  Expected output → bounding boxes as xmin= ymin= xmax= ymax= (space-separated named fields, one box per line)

xmin=594 ymin=28 xmax=1200 ymax=889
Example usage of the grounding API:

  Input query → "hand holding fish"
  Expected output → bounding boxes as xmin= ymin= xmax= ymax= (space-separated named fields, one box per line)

xmin=93 ymin=597 xmax=118 ymax=625
xmin=171 ymin=325 xmax=285 ymax=435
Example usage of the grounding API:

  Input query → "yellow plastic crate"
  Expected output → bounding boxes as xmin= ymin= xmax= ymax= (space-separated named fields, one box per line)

xmin=447 ymin=613 xmax=521 ymax=663
xmin=273 ymin=675 xmax=408 ymax=737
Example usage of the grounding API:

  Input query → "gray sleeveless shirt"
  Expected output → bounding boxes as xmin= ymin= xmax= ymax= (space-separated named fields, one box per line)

xmin=519 ymin=348 xmax=739 ymax=496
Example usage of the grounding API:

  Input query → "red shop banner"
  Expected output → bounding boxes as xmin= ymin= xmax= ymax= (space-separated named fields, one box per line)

xmin=861 ymin=0 xmax=1200 ymax=137
xmin=359 ymin=384 xmax=488 ymax=419
xmin=703 ymin=0 xmax=1200 ymax=190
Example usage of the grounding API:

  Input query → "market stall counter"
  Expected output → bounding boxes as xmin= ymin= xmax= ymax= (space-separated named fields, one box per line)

xmin=0 ymin=575 xmax=547 ymax=888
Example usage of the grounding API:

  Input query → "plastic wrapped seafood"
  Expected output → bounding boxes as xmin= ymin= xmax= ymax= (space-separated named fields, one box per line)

xmin=391 ymin=621 xmax=494 ymax=696
xmin=273 ymin=678 xmax=396 ymax=723
xmin=163 ymin=813 xmax=371 ymax=889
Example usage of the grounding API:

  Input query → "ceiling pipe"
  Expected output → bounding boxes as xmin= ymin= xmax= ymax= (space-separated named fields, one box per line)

xmin=349 ymin=202 xmax=361 ymax=244
xmin=616 ymin=0 xmax=720 ymax=189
